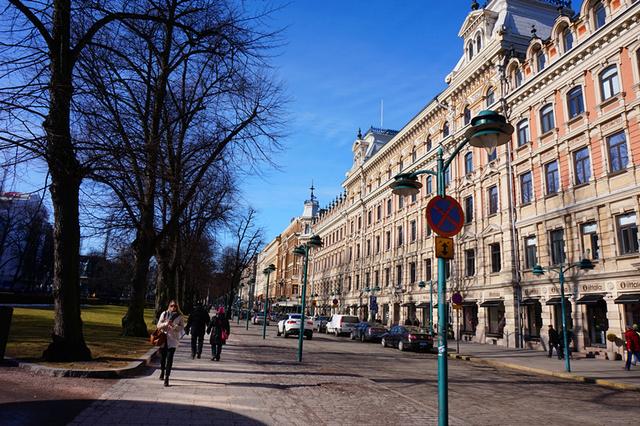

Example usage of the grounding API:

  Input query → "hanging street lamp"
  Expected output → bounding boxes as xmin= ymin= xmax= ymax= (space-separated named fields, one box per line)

xmin=390 ymin=110 xmax=513 ymax=426
xmin=293 ymin=235 xmax=323 ymax=362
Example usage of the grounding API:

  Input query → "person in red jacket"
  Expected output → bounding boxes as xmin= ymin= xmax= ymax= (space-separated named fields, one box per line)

xmin=624 ymin=325 xmax=640 ymax=371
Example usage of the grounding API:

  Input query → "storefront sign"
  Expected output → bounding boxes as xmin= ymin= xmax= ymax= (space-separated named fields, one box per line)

xmin=618 ymin=281 xmax=640 ymax=290
xmin=581 ymin=283 xmax=604 ymax=292
xmin=524 ymin=288 xmax=540 ymax=296
xmin=488 ymin=291 xmax=500 ymax=298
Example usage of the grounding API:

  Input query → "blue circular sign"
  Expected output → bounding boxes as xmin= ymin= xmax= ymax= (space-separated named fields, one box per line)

xmin=426 ymin=196 xmax=465 ymax=237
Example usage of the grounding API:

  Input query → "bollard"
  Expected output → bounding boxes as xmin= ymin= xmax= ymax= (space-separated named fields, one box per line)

xmin=0 ymin=306 xmax=14 ymax=361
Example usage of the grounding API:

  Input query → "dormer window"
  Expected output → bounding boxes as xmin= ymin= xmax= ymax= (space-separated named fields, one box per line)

xmin=536 ymin=50 xmax=546 ymax=72
xmin=476 ymin=33 xmax=482 ymax=52
xmin=594 ymin=1 xmax=606 ymax=30
xmin=467 ymin=41 xmax=474 ymax=60
xmin=443 ymin=121 xmax=450 ymax=138
xmin=563 ymin=27 xmax=573 ymax=52
xmin=514 ymin=68 xmax=523 ymax=88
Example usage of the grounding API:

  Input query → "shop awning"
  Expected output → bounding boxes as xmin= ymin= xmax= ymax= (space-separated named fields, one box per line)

xmin=520 ymin=298 xmax=541 ymax=306
xmin=576 ymin=294 xmax=604 ymax=305
xmin=545 ymin=297 xmax=562 ymax=305
xmin=461 ymin=300 xmax=477 ymax=306
xmin=350 ymin=303 xmax=358 ymax=308
xmin=614 ymin=293 xmax=640 ymax=304
xmin=416 ymin=302 xmax=430 ymax=308
xmin=401 ymin=301 xmax=416 ymax=307
xmin=480 ymin=299 xmax=503 ymax=307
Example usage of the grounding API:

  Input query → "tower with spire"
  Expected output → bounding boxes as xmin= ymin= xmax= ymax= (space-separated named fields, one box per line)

xmin=301 ymin=182 xmax=319 ymax=236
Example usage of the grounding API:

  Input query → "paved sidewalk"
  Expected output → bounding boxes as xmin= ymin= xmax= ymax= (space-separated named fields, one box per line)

xmin=69 ymin=326 xmax=457 ymax=426
xmin=450 ymin=340 xmax=640 ymax=390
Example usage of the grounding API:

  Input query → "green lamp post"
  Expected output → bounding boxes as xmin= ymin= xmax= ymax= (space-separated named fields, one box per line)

xmin=246 ymin=278 xmax=256 ymax=330
xmin=532 ymin=258 xmax=595 ymax=372
xmin=262 ymin=264 xmax=276 ymax=339
xmin=293 ymin=234 xmax=323 ymax=362
xmin=390 ymin=110 xmax=513 ymax=426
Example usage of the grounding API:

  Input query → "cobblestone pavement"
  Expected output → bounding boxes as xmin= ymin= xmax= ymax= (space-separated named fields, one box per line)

xmin=70 ymin=324 xmax=640 ymax=426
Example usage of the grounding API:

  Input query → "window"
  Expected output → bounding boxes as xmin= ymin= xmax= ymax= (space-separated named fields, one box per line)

xmin=524 ymin=302 xmax=543 ymax=339
xmin=374 ymin=270 xmax=380 ymax=288
xmin=514 ymin=68 xmax=523 ymax=88
xmin=581 ymin=222 xmax=600 ymax=260
xmin=490 ymin=243 xmax=501 ymax=273
xmin=574 ymin=147 xmax=591 ymax=185
xmin=516 ymin=119 xmax=529 ymax=147
xmin=594 ymin=1 xmax=606 ymax=30
xmin=607 ymin=131 xmax=628 ymax=173
xmin=385 ymin=230 xmax=391 ymax=250
xmin=540 ymin=104 xmax=555 ymax=134
xmin=367 ymin=210 xmax=372 ymax=225
xmin=550 ymin=229 xmax=565 ymax=265
xmin=488 ymin=185 xmax=499 ymax=214
xmin=396 ymin=264 xmax=403 ymax=287
xmin=398 ymin=195 xmax=404 ymax=209
xmin=467 ymin=41 xmax=474 ymax=60
xmin=617 ymin=213 xmax=639 ymax=255
xmin=399 ymin=159 xmax=404 ymax=172
xmin=409 ymin=262 xmax=416 ymax=283
xmin=426 ymin=137 xmax=432 ymax=152
xmin=487 ymin=303 xmax=505 ymax=336
xmin=520 ymin=171 xmax=533 ymax=204
xmin=358 ymin=216 xmax=362 ymax=229
xmin=486 ymin=87 xmax=495 ymax=107
xmin=444 ymin=167 xmax=451 ymax=187
xmin=377 ymin=205 xmax=381 ymax=221
xmin=426 ymin=222 xmax=432 ymax=237
xmin=385 ymin=268 xmax=390 ymax=287
xmin=465 ymin=249 xmax=475 ymax=277
xmin=545 ymin=160 xmax=559 ymax=195
xmin=462 ymin=304 xmax=478 ymax=334
xmin=347 ymin=276 xmax=352 ymax=292
xmin=375 ymin=235 xmax=380 ymax=254
xmin=536 ymin=50 xmax=546 ymax=72
xmin=355 ymin=274 xmax=360 ymax=290
xmin=366 ymin=239 xmax=371 ymax=256
xmin=412 ymin=150 xmax=417 ymax=163
xmin=600 ymin=65 xmax=620 ymax=101
xmin=356 ymin=244 xmax=360 ymax=259
xmin=411 ymin=192 xmax=417 ymax=203
xmin=425 ymin=258 xmax=432 ymax=281
xmin=487 ymin=148 xmax=497 ymax=162
xmin=464 ymin=152 xmax=473 ymax=175
xmin=463 ymin=107 xmax=471 ymax=125
xmin=524 ymin=236 xmax=537 ymax=269
xmin=387 ymin=198 xmax=392 ymax=216
xmin=464 ymin=196 xmax=473 ymax=223
xmin=410 ymin=220 xmax=417 ymax=242
xmin=476 ymin=33 xmax=482 ymax=51
xmin=443 ymin=121 xmax=450 ymax=138
xmin=397 ymin=225 xmax=404 ymax=246
xmin=567 ymin=86 xmax=584 ymax=118
xmin=563 ymin=27 xmax=573 ymax=52
xmin=444 ymin=259 xmax=451 ymax=279
xmin=365 ymin=272 xmax=370 ymax=290
xmin=426 ymin=176 xmax=433 ymax=194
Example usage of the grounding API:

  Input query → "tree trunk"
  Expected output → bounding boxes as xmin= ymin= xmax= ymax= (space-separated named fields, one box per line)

xmin=122 ymin=232 xmax=153 ymax=336
xmin=154 ymin=246 xmax=172 ymax=319
xmin=42 ymin=0 xmax=91 ymax=361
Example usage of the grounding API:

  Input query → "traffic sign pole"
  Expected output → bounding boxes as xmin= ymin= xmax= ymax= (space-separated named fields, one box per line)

xmin=435 ymin=147 xmax=448 ymax=426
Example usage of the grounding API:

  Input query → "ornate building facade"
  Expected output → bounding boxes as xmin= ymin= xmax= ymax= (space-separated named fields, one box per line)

xmin=306 ymin=0 xmax=640 ymax=357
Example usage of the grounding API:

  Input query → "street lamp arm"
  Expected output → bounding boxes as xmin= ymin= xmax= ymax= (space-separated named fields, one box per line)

xmin=442 ymin=137 xmax=470 ymax=172
xmin=407 ymin=169 xmax=438 ymax=178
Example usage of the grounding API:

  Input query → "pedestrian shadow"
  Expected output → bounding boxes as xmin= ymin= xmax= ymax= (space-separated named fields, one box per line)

xmin=169 ymin=366 xmax=362 ymax=377
xmin=171 ymin=378 xmax=322 ymax=390
xmin=1 ymin=399 xmax=266 ymax=426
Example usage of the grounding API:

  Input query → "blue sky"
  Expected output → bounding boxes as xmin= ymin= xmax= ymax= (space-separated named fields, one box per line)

xmin=243 ymin=1 xmax=473 ymax=243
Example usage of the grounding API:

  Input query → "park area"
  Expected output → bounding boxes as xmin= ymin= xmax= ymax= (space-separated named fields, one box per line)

xmin=6 ymin=305 xmax=156 ymax=368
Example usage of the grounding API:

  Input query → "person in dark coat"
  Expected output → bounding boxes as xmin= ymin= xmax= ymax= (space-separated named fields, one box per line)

xmin=185 ymin=303 xmax=210 ymax=359
xmin=207 ymin=306 xmax=231 ymax=361
xmin=548 ymin=325 xmax=561 ymax=359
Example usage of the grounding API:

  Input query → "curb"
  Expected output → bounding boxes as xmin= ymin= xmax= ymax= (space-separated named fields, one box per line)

xmin=448 ymin=353 xmax=640 ymax=392
xmin=6 ymin=346 xmax=159 ymax=378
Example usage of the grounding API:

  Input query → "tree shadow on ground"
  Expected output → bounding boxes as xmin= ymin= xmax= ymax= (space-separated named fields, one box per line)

xmin=169 ymin=366 xmax=362 ymax=377
xmin=2 ymin=399 xmax=265 ymax=426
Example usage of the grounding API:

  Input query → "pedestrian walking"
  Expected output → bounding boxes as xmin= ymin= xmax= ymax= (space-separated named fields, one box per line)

xmin=547 ymin=325 xmax=561 ymax=359
xmin=185 ymin=302 xmax=210 ymax=359
xmin=157 ymin=300 xmax=185 ymax=387
xmin=207 ymin=306 xmax=231 ymax=361
xmin=624 ymin=325 xmax=640 ymax=371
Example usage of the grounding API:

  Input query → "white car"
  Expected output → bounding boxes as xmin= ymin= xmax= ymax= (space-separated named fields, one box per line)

xmin=326 ymin=314 xmax=359 ymax=336
xmin=252 ymin=312 xmax=269 ymax=325
xmin=277 ymin=314 xmax=314 ymax=339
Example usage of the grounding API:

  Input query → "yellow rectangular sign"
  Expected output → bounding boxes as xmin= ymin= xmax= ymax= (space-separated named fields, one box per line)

xmin=435 ymin=236 xmax=454 ymax=259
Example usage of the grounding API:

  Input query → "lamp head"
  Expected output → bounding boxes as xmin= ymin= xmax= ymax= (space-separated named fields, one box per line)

xmin=373 ymin=285 xmax=381 ymax=292
xmin=532 ymin=265 xmax=545 ymax=276
xmin=578 ymin=258 xmax=595 ymax=270
xmin=364 ymin=287 xmax=371 ymax=293
xmin=308 ymin=234 xmax=323 ymax=248
xmin=293 ymin=245 xmax=306 ymax=257
xmin=465 ymin=110 xmax=514 ymax=156
xmin=390 ymin=173 xmax=422 ymax=197
xmin=263 ymin=264 xmax=276 ymax=275
xmin=418 ymin=280 xmax=426 ymax=289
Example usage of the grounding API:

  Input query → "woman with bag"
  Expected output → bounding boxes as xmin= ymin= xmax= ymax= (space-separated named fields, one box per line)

xmin=157 ymin=300 xmax=184 ymax=386
xmin=207 ymin=306 xmax=230 ymax=361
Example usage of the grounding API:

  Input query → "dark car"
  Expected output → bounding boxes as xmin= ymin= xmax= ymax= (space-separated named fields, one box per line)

xmin=381 ymin=325 xmax=433 ymax=352
xmin=350 ymin=321 xmax=387 ymax=342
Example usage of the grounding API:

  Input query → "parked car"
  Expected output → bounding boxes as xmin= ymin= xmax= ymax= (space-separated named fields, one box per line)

xmin=252 ymin=312 xmax=269 ymax=325
xmin=326 ymin=314 xmax=359 ymax=337
xmin=313 ymin=315 xmax=330 ymax=332
xmin=350 ymin=321 xmax=387 ymax=342
xmin=277 ymin=314 xmax=314 ymax=339
xmin=381 ymin=325 xmax=433 ymax=351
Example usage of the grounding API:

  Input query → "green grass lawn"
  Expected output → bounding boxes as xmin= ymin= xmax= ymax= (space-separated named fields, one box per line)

xmin=6 ymin=305 xmax=157 ymax=368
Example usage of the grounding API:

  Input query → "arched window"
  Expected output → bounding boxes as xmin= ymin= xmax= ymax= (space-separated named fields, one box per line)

xmin=442 ymin=121 xmax=450 ymax=138
xmin=426 ymin=137 xmax=432 ymax=152
xmin=540 ymin=104 xmax=555 ymax=134
xmin=599 ymin=65 xmax=620 ymax=101
xmin=594 ymin=1 xmax=606 ymax=30
xmin=536 ymin=50 xmax=546 ymax=72
xmin=567 ymin=86 xmax=584 ymax=118
xmin=514 ymin=68 xmax=523 ymax=88
xmin=486 ymin=87 xmax=495 ymax=107
xmin=467 ymin=41 xmax=474 ymax=60
xmin=463 ymin=106 xmax=471 ymax=125
xmin=516 ymin=119 xmax=529 ymax=147
xmin=476 ymin=33 xmax=482 ymax=52
xmin=563 ymin=27 xmax=573 ymax=52
xmin=464 ymin=152 xmax=473 ymax=175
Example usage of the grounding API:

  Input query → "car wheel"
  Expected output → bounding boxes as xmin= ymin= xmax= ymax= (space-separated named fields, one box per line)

xmin=283 ymin=331 xmax=288 ymax=338
xmin=307 ymin=333 xmax=313 ymax=340
xmin=350 ymin=332 xmax=355 ymax=340
xmin=398 ymin=341 xmax=406 ymax=351
xmin=334 ymin=330 xmax=339 ymax=337
xmin=381 ymin=338 xmax=387 ymax=348
xmin=276 ymin=328 xmax=281 ymax=336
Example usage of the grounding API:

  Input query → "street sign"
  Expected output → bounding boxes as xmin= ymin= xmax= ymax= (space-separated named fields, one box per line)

xmin=453 ymin=304 xmax=462 ymax=310
xmin=426 ymin=195 xmax=465 ymax=237
xmin=451 ymin=292 xmax=463 ymax=305
xmin=435 ymin=236 xmax=454 ymax=259
xmin=332 ymin=298 xmax=338 ymax=305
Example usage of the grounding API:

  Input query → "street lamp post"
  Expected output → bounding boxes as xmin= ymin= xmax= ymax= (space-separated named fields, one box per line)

xmin=262 ymin=264 xmax=276 ymax=339
xmin=390 ymin=110 xmax=513 ymax=426
xmin=246 ymin=278 xmax=255 ymax=331
xmin=532 ymin=258 xmax=594 ymax=372
xmin=293 ymin=235 xmax=323 ymax=362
